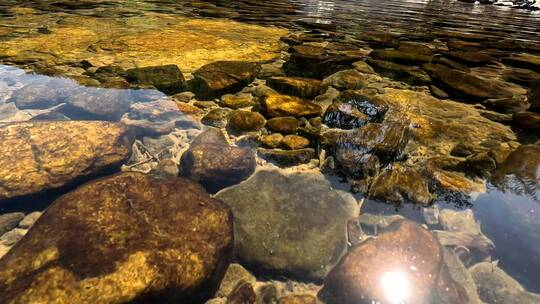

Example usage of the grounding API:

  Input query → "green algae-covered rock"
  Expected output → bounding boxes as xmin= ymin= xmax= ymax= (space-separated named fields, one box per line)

xmin=215 ymin=170 xmax=358 ymax=281
xmin=0 ymin=172 xmax=233 ymax=304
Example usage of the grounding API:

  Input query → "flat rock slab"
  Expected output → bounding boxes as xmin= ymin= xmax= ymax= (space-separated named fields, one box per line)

xmin=0 ymin=121 xmax=133 ymax=202
xmin=215 ymin=169 xmax=358 ymax=281
xmin=0 ymin=172 xmax=233 ymax=303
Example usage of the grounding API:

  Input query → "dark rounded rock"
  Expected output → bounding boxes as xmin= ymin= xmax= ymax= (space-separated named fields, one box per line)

xmin=226 ymin=281 xmax=256 ymax=304
xmin=180 ymin=128 xmax=256 ymax=193
xmin=125 ymin=64 xmax=186 ymax=94
xmin=319 ymin=219 xmax=468 ymax=304
xmin=0 ymin=172 xmax=233 ymax=303
xmin=323 ymin=91 xmax=387 ymax=129
xmin=513 ymin=111 xmax=540 ymax=130
xmin=191 ymin=61 xmax=260 ymax=98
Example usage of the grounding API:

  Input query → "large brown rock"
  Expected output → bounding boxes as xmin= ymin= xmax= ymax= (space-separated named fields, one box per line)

xmin=319 ymin=220 xmax=467 ymax=304
xmin=0 ymin=172 xmax=234 ymax=303
xmin=191 ymin=61 xmax=260 ymax=98
xmin=180 ymin=128 xmax=256 ymax=193
xmin=0 ymin=121 xmax=133 ymax=202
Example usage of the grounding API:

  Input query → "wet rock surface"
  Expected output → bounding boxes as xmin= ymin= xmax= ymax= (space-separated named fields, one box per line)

xmin=470 ymin=262 xmax=540 ymax=303
xmin=125 ymin=64 xmax=186 ymax=94
xmin=180 ymin=128 xmax=256 ymax=193
xmin=319 ymin=219 xmax=467 ymax=304
xmin=261 ymin=93 xmax=322 ymax=118
xmin=215 ymin=170 xmax=358 ymax=281
xmin=0 ymin=121 xmax=133 ymax=202
xmin=0 ymin=172 xmax=234 ymax=303
xmin=191 ymin=61 xmax=261 ymax=98
xmin=266 ymin=77 xmax=326 ymax=98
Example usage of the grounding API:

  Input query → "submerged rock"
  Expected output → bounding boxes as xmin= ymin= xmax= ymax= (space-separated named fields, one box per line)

xmin=227 ymin=110 xmax=266 ymax=133
xmin=491 ymin=144 xmax=540 ymax=199
xmin=322 ymin=90 xmax=387 ymax=129
xmin=266 ymin=77 xmax=327 ymax=98
xmin=257 ymin=148 xmax=315 ymax=166
xmin=322 ymin=69 xmax=369 ymax=91
xmin=259 ymin=133 xmax=284 ymax=148
xmin=215 ymin=170 xmax=358 ymax=281
xmin=125 ymin=64 xmax=186 ymax=94
xmin=261 ymin=93 xmax=322 ymax=118
xmin=470 ymin=262 xmax=540 ymax=303
xmin=282 ymin=135 xmax=310 ymax=150
xmin=202 ymin=108 xmax=233 ymax=128
xmin=434 ymin=209 xmax=494 ymax=263
xmin=513 ymin=111 xmax=540 ymax=130
xmin=8 ymin=78 xmax=75 ymax=110
xmin=0 ymin=213 xmax=24 ymax=235
xmin=277 ymin=295 xmax=317 ymax=304
xmin=0 ymin=172 xmax=233 ymax=303
xmin=121 ymin=99 xmax=199 ymax=136
xmin=319 ymin=220 xmax=467 ymax=304
xmin=367 ymin=58 xmax=432 ymax=85
xmin=220 ymin=93 xmax=255 ymax=109
xmin=266 ymin=116 xmax=300 ymax=134
xmin=191 ymin=61 xmax=260 ymax=98
xmin=426 ymin=64 xmax=525 ymax=100
xmin=180 ymin=128 xmax=256 ymax=193
xmin=370 ymin=48 xmax=433 ymax=64
xmin=0 ymin=121 xmax=133 ymax=202
xmin=369 ymin=164 xmax=434 ymax=205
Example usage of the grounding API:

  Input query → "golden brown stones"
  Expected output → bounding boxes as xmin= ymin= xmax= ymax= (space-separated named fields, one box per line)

xmin=0 ymin=121 xmax=133 ymax=202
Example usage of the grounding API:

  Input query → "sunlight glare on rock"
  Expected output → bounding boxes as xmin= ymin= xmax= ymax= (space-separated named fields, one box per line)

xmin=380 ymin=270 xmax=411 ymax=304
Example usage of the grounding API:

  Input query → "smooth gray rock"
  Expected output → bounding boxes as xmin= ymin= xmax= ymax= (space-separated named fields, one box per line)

xmin=216 ymin=169 xmax=358 ymax=281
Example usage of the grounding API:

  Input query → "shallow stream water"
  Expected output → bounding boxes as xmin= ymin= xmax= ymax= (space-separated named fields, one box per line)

xmin=0 ymin=1 xmax=540 ymax=303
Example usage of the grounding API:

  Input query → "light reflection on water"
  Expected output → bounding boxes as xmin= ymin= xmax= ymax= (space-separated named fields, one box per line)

xmin=0 ymin=64 xmax=167 ymax=123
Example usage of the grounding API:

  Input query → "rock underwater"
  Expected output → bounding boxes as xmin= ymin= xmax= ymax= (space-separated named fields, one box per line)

xmin=0 ymin=172 xmax=233 ymax=304
xmin=0 ymin=121 xmax=133 ymax=203
xmin=215 ymin=169 xmax=358 ymax=281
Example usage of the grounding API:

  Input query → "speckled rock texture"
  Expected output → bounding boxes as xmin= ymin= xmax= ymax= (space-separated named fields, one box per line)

xmin=0 ymin=121 xmax=133 ymax=202
xmin=0 ymin=172 xmax=233 ymax=304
